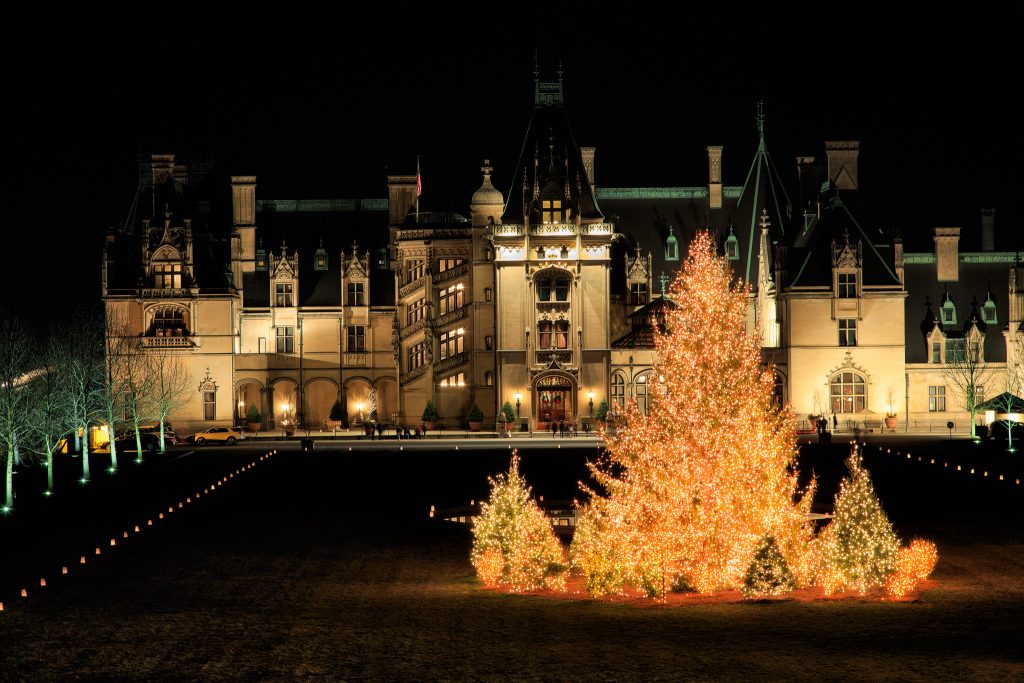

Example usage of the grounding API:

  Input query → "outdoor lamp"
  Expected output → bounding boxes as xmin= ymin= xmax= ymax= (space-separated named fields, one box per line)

xmin=514 ymin=391 xmax=522 ymax=418
xmin=588 ymin=390 xmax=595 ymax=416
xmin=356 ymin=401 xmax=364 ymax=422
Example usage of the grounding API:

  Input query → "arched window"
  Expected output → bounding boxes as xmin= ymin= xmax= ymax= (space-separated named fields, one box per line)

xmin=773 ymin=372 xmax=785 ymax=408
xmin=611 ymin=372 xmax=626 ymax=412
xmin=484 ymin=371 xmax=494 ymax=386
xmin=149 ymin=306 xmax=188 ymax=336
xmin=830 ymin=371 xmax=866 ymax=413
xmin=151 ymin=247 xmax=182 ymax=289
xmin=635 ymin=372 xmax=652 ymax=415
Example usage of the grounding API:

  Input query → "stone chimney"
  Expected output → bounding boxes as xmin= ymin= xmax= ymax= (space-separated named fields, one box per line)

xmin=150 ymin=154 xmax=176 ymax=186
xmin=981 ymin=208 xmax=995 ymax=251
xmin=387 ymin=175 xmax=418 ymax=225
xmin=231 ymin=176 xmax=257 ymax=272
xmin=824 ymin=141 xmax=860 ymax=190
xmin=580 ymin=147 xmax=596 ymax=190
xmin=934 ymin=227 xmax=961 ymax=282
xmin=707 ymin=146 xmax=723 ymax=209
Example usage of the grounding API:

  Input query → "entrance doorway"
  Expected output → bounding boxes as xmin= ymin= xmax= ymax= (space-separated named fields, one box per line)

xmin=535 ymin=376 xmax=574 ymax=424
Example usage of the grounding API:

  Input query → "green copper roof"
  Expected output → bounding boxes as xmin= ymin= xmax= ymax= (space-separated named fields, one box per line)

xmin=596 ymin=186 xmax=742 ymax=200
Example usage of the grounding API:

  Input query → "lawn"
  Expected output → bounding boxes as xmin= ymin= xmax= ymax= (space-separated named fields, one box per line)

xmin=0 ymin=443 xmax=1020 ymax=680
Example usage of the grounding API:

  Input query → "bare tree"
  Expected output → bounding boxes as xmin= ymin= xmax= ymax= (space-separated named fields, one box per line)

xmin=65 ymin=308 xmax=104 ymax=482
xmin=25 ymin=332 xmax=74 ymax=495
xmin=940 ymin=330 xmax=994 ymax=438
xmin=993 ymin=331 xmax=1024 ymax=451
xmin=147 ymin=348 xmax=190 ymax=453
xmin=121 ymin=329 xmax=153 ymax=462
xmin=98 ymin=308 xmax=134 ymax=472
xmin=0 ymin=312 xmax=33 ymax=511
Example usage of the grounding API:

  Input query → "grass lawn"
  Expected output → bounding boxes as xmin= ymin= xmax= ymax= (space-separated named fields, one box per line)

xmin=0 ymin=444 xmax=1020 ymax=680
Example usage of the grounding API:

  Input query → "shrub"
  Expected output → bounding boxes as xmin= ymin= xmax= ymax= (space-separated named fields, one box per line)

xmin=467 ymin=403 xmax=484 ymax=422
xmin=741 ymin=535 xmax=796 ymax=598
xmin=245 ymin=405 xmax=261 ymax=423
xmin=500 ymin=401 xmax=517 ymax=424
xmin=329 ymin=400 xmax=346 ymax=422
xmin=595 ymin=399 xmax=609 ymax=422
xmin=422 ymin=400 xmax=439 ymax=422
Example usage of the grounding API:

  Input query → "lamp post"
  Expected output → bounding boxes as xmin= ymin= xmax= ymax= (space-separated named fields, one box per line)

xmin=588 ymin=390 xmax=595 ymax=417
xmin=514 ymin=391 xmax=521 ymax=419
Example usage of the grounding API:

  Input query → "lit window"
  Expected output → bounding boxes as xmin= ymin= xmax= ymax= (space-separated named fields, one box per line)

xmin=635 ymin=372 xmax=650 ymax=415
xmin=275 ymin=326 xmax=294 ymax=354
xmin=484 ymin=371 xmax=494 ymax=386
xmin=931 ymin=342 xmax=941 ymax=363
xmin=439 ymin=372 xmax=466 ymax=387
xmin=153 ymin=262 xmax=183 ymax=289
xmin=438 ymin=258 xmax=464 ymax=272
xmin=928 ymin=385 xmax=946 ymax=412
xmin=407 ymin=260 xmax=424 ymax=283
xmin=830 ymin=372 xmax=865 ymax=413
xmin=275 ymin=283 xmax=293 ymax=307
xmin=408 ymin=298 xmax=427 ymax=325
xmin=541 ymin=199 xmax=563 ymax=224
xmin=630 ymin=283 xmax=648 ymax=306
xmin=151 ymin=307 xmax=186 ymax=335
xmin=439 ymin=285 xmax=464 ymax=314
xmin=839 ymin=319 xmax=857 ymax=346
xmin=408 ymin=341 xmax=427 ymax=371
xmin=538 ymin=320 xmax=552 ymax=348
xmin=346 ymin=282 xmax=365 ymax=306
xmin=975 ymin=385 xmax=985 ymax=407
xmin=772 ymin=372 xmax=785 ymax=407
xmin=554 ymin=320 xmax=569 ymax=349
xmin=439 ymin=329 xmax=464 ymax=360
xmin=611 ymin=372 xmax=626 ymax=411
xmin=838 ymin=272 xmax=857 ymax=298
xmin=347 ymin=325 xmax=365 ymax=352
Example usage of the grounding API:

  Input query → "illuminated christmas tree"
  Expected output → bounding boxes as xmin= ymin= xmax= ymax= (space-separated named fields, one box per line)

xmin=471 ymin=451 xmax=567 ymax=592
xmin=579 ymin=231 xmax=816 ymax=597
xmin=741 ymin=535 xmax=796 ymax=598
xmin=818 ymin=447 xmax=900 ymax=595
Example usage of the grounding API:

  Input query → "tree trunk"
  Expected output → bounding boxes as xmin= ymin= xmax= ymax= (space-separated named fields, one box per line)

xmin=82 ymin=426 xmax=91 ymax=481
xmin=45 ymin=436 xmax=54 ymax=494
xmin=969 ymin=407 xmax=977 ymax=438
xmin=74 ymin=431 xmax=81 ymax=452
xmin=159 ymin=415 xmax=166 ymax=454
xmin=133 ymin=415 xmax=143 ymax=463
xmin=4 ymin=448 xmax=12 ymax=509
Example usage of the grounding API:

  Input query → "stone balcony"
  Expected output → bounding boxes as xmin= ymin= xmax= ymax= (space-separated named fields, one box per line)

xmin=434 ymin=351 xmax=469 ymax=374
xmin=536 ymin=350 xmax=572 ymax=366
xmin=141 ymin=335 xmax=194 ymax=348
xmin=398 ymin=275 xmax=427 ymax=299
xmin=434 ymin=306 xmax=468 ymax=330
xmin=432 ymin=262 xmax=469 ymax=285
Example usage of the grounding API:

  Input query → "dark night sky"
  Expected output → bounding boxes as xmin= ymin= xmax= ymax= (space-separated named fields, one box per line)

xmin=6 ymin=7 xmax=1020 ymax=324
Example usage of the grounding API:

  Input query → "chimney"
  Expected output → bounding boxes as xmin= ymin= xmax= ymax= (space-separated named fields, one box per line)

xmin=707 ymin=146 xmax=723 ymax=209
xmin=933 ymin=227 xmax=961 ymax=282
xmin=150 ymin=154 xmax=175 ymax=186
xmin=824 ymin=141 xmax=860 ymax=190
xmin=387 ymin=175 xmax=418 ymax=225
xmin=580 ymin=147 xmax=596 ymax=190
xmin=981 ymin=208 xmax=995 ymax=251
xmin=231 ymin=176 xmax=257 ymax=271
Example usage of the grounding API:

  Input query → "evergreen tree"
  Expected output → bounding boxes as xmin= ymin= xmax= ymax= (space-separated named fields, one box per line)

xmin=741 ymin=535 xmax=796 ymax=598
xmin=471 ymin=451 xmax=567 ymax=592
xmin=579 ymin=231 xmax=815 ymax=597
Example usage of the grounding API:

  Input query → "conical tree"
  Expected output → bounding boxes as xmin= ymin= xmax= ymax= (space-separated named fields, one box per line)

xmin=471 ymin=451 xmax=567 ymax=592
xmin=742 ymin=535 xmax=796 ymax=598
xmin=818 ymin=446 xmax=900 ymax=595
xmin=580 ymin=231 xmax=816 ymax=597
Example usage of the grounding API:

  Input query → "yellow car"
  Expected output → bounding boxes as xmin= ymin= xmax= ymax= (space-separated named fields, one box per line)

xmin=188 ymin=427 xmax=246 ymax=446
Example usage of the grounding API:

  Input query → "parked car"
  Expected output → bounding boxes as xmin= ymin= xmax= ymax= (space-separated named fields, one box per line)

xmin=188 ymin=427 xmax=245 ymax=446
xmin=138 ymin=423 xmax=177 ymax=446
xmin=95 ymin=432 xmax=162 ymax=453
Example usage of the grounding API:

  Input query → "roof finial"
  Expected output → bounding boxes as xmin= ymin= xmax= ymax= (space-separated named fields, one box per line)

xmin=482 ymin=158 xmax=492 ymax=176
xmin=533 ymin=49 xmax=539 ymax=82
xmin=756 ymin=99 xmax=765 ymax=138
xmin=557 ymin=58 xmax=564 ymax=80
xmin=351 ymin=239 xmax=359 ymax=255
xmin=659 ymin=272 xmax=669 ymax=295
xmin=759 ymin=208 xmax=770 ymax=231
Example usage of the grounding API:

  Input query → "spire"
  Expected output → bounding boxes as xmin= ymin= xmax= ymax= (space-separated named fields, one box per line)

xmin=756 ymin=99 xmax=766 ymax=142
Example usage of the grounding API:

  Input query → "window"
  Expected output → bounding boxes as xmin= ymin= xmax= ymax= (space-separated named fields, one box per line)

xmin=439 ymin=284 xmax=464 ymax=315
xmin=982 ymin=297 xmax=997 ymax=324
xmin=542 ymin=199 xmax=563 ymax=223
xmin=484 ymin=287 xmax=492 ymax=302
xmin=152 ymin=307 xmax=185 ymax=334
xmin=275 ymin=283 xmax=294 ymax=307
xmin=945 ymin=339 xmax=965 ymax=363
xmin=970 ymin=341 xmax=981 ymax=362
xmin=928 ymin=385 xmax=946 ymax=412
xmin=376 ymin=247 xmax=389 ymax=270
xmin=537 ymin=279 xmax=552 ymax=301
xmin=258 ymin=337 xmax=267 ymax=354
xmin=830 ymin=372 xmax=866 ymax=413
xmin=153 ymin=262 xmax=182 ymax=289
xmin=437 ymin=258 xmax=464 ymax=272
xmin=635 ymin=373 xmax=650 ymax=415
xmin=347 ymin=325 xmax=365 ymax=352
xmin=554 ymin=320 xmax=569 ymax=349
xmin=484 ymin=248 xmax=493 ymax=262
xmin=346 ymin=282 xmax=365 ymax=306
xmin=408 ymin=298 xmax=427 ymax=325
xmin=725 ymin=232 xmax=739 ymax=260
xmin=838 ymin=272 xmax=857 ymax=298
xmin=941 ymin=297 xmax=957 ymax=326
xmin=839 ymin=318 xmax=857 ymax=346
xmin=275 ymin=326 xmax=294 ymax=354
xmin=439 ymin=329 xmax=464 ymax=360
xmin=538 ymin=320 xmax=552 ymax=348
xmin=408 ymin=341 xmax=427 ymax=371
xmin=485 ymin=335 xmax=493 ymax=350
xmin=439 ymin=372 xmax=466 ymax=388
xmin=975 ymin=385 xmax=985 ymax=407
xmin=630 ymin=283 xmax=648 ymax=306
xmin=203 ymin=390 xmax=216 ymax=420
xmin=611 ymin=372 xmax=626 ymax=412
xmin=773 ymin=372 xmax=785 ymax=408
xmin=931 ymin=342 xmax=941 ymax=363
xmin=484 ymin=371 xmax=494 ymax=386
xmin=315 ymin=254 xmax=327 ymax=270
xmin=407 ymin=259 xmax=424 ymax=283
xmin=554 ymin=278 xmax=569 ymax=302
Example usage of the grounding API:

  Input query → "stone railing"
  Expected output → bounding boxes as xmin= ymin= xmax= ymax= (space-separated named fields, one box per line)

xmin=432 ymin=262 xmax=469 ymax=285
xmin=140 ymin=288 xmax=193 ymax=298
xmin=434 ymin=351 xmax=469 ymax=374
xmin=141 ymin=336 xmax=194 ymax=348
xmin=492 ymin=224 xmax=525 ymax=237
xmin=397 ymin=228 xmax=472 ymax=241
xmin=343 ymin=352 xmax=368 ymax=367
xmin=580 ymin=222 xmax=614 ymax=236
xmin=536 ymin=350 xmax=572 ymax=366
xmin=398 ymin=275 xmax=427 ymax=299
xmin=434 ymin=306 xmax=467 ymax=329
xmin=400 ymin=364 xmax=429 ymax=385
xmin=399 ymin=318 xmax=427 ymax=340
xmin=530 ymin=223 xmax=577 ymax=236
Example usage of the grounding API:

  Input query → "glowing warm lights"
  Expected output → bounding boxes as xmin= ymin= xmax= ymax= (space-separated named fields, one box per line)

xmin=886 ymin=539 xmax=938 ymax=598
xmin=741 ymin=536 xmax=796 ymax=598
xmin=471 ymin=451 xmax=567 ymax=592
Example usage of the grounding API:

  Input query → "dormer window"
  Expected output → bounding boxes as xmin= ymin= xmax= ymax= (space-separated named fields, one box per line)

xmin=724 ymin=231 xmax=739 ymax=260
xmin=982 ymin=295 xmax=997 ymax=324
xmin=152 ymin=248 xmax=182 ymax=289
xmin=838 ymin=272 xmax=857 ymax=298
xmin=314 ymin=247 xmax=328 ymax=271
xmin=255 ymin=245 xmax=268 ymax=271
xmin=945 ymin=338 xmax=965 ymax=363
xmin=346 ymin=282 xmax=365 ymax=306
xmin=541 ymin=199 xmax=562 ymax=224
xmin=665 ymin=227 xmax=679 ymax=261
xmin=941 ymin=297 xmax=957 ymax=327
xmin=275 ymin=283 xmax=293 ymax=307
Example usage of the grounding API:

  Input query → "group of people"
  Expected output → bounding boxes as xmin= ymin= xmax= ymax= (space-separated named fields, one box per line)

xmin=549 ymin=420 xmax=577 ymax=438
xmin=364 ymin=424 xmax=431 ymax=440
xmin=816 ymin=414 xmax=838 ymax=443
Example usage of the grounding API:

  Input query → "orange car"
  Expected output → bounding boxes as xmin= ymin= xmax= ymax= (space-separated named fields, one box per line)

xmin=188 ymin=427 xmax=246 ymax=446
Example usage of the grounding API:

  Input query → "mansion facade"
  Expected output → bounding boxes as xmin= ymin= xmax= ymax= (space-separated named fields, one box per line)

xmin=102 ymin=76 xmax=1022 ymax=434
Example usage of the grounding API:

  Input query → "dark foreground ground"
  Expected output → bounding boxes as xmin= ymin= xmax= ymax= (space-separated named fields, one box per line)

xmin=0 ymin=439 xmax=1020 ymax=680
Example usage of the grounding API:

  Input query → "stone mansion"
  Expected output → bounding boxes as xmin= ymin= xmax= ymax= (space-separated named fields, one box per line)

xmin=102 ymin=75 xmax=1022 ymax=434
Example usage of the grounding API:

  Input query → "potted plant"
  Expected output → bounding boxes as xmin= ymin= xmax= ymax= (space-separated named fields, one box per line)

xmin=500 ymin=401 xmax=516 ymax=431
xmin=884 ymin=412 xmax=898 ymax=430
xmin=422 ymin=400 xmax=439 ymax=432
xmin=594 ymin=399 xmax=609 ymax=428
xmin=245 ymin=404 xmax=262 ymax=434
xmin=325 ymin=400 xmax=344 ymax=431
xmin=466 ymin=403 xmax=484 ymax=431
xmin=885 ymin=385 xmax=898 ymax=429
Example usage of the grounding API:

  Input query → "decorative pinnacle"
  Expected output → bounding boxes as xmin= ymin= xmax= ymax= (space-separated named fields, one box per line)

xmin=659 ymin=272 xmax=669 ymax=295
xmin=482 ymin=159 xmax=492 ymax=175
xmin=756 ymin=99 xmax=765 ymax=137
xmin=759 ymin=208 xmax=771 ymax=231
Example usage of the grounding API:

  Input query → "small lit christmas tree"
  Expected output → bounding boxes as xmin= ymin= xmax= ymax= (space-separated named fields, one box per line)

xmin=471 ymin=451 xmax=567 ymax=592
xmin=579 ymin=231 xmax=816 ymax=597
xmin=742 ymin=535 xmax=796 ymax=598
xmin=570 ymin=503 xmax=626 ymax=596
xmin=886 ymin=538 xmax=939 ymax=598
xmin=818 ymin=447 xmax=900 ymax=595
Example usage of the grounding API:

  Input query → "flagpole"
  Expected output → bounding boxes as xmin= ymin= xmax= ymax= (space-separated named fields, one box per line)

xmin=416 ymin=155 xmax=420 ymax=216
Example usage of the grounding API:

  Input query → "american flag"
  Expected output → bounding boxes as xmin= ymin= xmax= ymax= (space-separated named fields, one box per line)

xmin=416 ymin=156 xmax=422 ymax=197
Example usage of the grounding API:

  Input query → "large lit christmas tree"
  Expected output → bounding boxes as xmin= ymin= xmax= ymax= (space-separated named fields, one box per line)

xmin=577 ymin=231 xmax=816 ymax=597
xmin=471 ymin=451 xmax=567 ymax=592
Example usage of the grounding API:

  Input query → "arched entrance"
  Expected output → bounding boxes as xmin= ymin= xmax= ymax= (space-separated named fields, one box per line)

xmin=272 ymin=379 xmax=298 ymax=427
xmin=344 ymin=378 xmax=373 ymax=424
xmin=235 ymin=380 xmax=263 ymax=423
xmin=533 ymin=372 xmax=576 ymax=425
xmin=304 ymin=378 xmax=338 ymax=429
xmin=375 ymin=378 xmax=398 ymax=424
